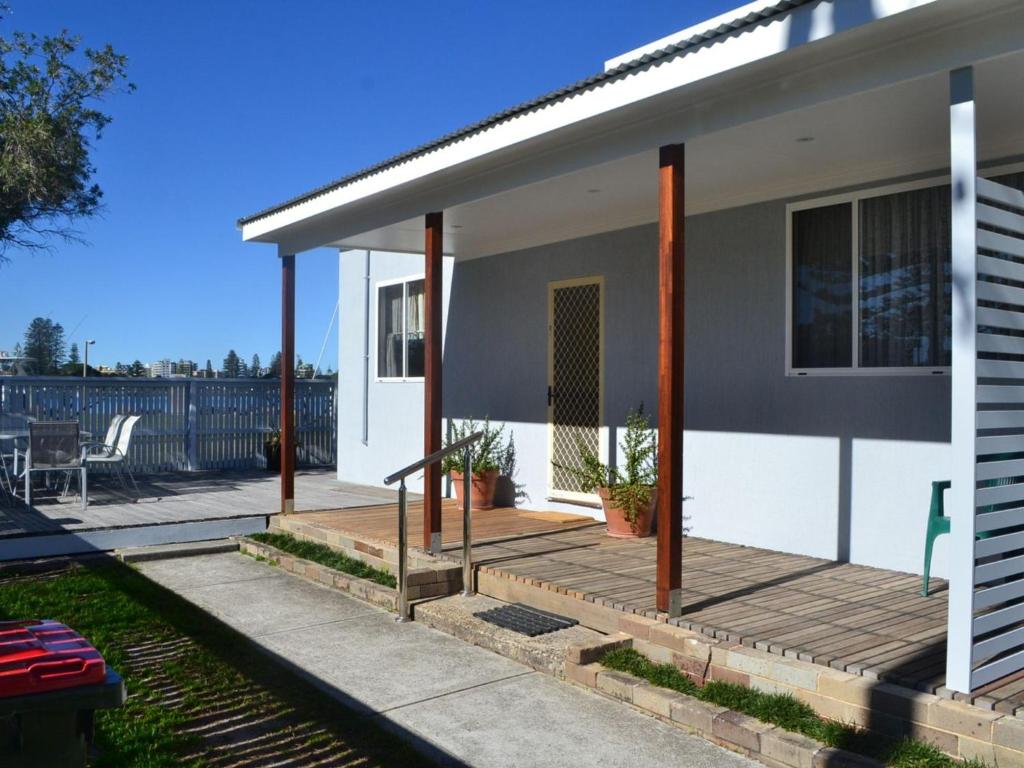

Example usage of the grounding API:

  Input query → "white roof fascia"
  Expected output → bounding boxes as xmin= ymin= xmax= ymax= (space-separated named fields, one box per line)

xmin=240 ymin=0 xmax=944 ymax=245
xmin=604 ymin=0 xmax=806 ymax=71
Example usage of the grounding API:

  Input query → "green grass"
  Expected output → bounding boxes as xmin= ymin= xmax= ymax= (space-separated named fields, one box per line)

xmin=248 ymin=532 xmax=397 ymax=588
xmin=600 ymin=648 xmax=985 ymax=768
xmin=0 ymin=559 xmax=431 ymax=767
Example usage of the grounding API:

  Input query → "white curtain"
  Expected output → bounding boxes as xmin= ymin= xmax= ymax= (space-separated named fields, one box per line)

xmin=377 ymin=283 xmax=404 ymax=377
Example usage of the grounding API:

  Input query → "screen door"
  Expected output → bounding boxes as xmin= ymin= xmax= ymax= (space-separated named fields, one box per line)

xmin=547 ymin=277 xmax=603 ymax=502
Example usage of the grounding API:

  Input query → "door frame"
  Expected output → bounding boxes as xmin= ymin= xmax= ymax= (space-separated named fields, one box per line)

xmin=546 ymin=275 xmax=607 ymax=505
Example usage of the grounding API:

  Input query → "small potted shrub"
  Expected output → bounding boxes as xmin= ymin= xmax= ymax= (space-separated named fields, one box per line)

xmin=264 ymin=430 xmax=281 ymax=472
xmin=554 ymin=407 xmax=658 ymax=538
xmin=264 ymin=427 xmax=298 ymax=472
xmin=442 ymin=418 xmax=508 ymax=511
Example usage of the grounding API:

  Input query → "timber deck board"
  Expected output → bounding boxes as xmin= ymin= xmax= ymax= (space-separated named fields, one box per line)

xmin=0 ymin=469 xmax=396 ymax=537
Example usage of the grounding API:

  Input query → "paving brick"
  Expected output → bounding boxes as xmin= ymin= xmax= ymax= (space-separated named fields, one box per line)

xmin=672 ymin=651 xmax=709 ymax=682
xmin=794 ymin=689 xmax=869 ymax=729
xmin=750 ymin=676 xmax=794 ymax=696
xmin=564 ymin=661 xmax=600 ymax=688
xmin=633 ymin=684 xmax=683 ymax=718
xmin=651 ymin=626 xmax=716 ymax=663
xmin=811 ymin=747 xmax=882 ymax=767
xmin=565 ymin=633 xmax=631 ymax=665
xmin=596 ymin=670 xmax=641 ymax=703
xmin=818 ymin=674 xmax=937 ymax=724
xmin=633 ymin=638 xmax=674 ymax=665
xmin=670 ymin=697 xmax=725 ymax=734
xmin=771 ymin=659 xmax=820 ymax=691
xmin=727 ymin=647 xmax=775 ymax=678
xmin=712 ymin=710 xmax=773 ymax=752
xmin=760 ymin=728 xmax=820 ymax=768
xmin=958 ymin=735 xmax=997 ymax=764
xmin=618 ymin=614 xmax=659 ymax=641
xmin=709 ymin=664 xmax=750 ymax=687
xmin=993 ymin=744 xmax=1024 ymax=768
xmin=994 ymin=713 xmax=1024 ymax=752
xmin=710 ymin=642 xmax=740 ymax=667
xmin=928 ymin=699 xmax=1001 ymax=741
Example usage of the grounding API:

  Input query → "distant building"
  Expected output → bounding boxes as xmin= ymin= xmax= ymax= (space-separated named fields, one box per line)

xmin=176 ymin=359 xmax=197 ymax=377
xmin=296 ymin=362 xmax=315 ymax=379
xmin=150 ymin=359 xmax=177 ymax=378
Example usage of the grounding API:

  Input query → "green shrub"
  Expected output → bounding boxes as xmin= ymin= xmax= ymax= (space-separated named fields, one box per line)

xmin=249 ymin=532 xmax=396 ymax=588
xmin=599 ymin=648 xmax=985 ymax=768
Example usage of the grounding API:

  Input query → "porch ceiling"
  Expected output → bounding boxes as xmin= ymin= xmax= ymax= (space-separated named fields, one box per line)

xmin=332 ymin=50 xmax=1024 ymax=261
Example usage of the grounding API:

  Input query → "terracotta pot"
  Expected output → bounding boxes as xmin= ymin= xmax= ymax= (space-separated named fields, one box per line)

xmin=450 ymin=469 xmax=499 ymax=511
xmin=598 ymin=486 xmax=657 ymax=538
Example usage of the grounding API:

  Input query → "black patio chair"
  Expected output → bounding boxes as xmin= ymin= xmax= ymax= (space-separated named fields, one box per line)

xmin=21 ymin=421 xmax=87 ymax=511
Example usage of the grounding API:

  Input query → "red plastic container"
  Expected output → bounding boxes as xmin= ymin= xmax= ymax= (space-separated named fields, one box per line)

xmin=0 ymin=620 xmax=106 ymax=697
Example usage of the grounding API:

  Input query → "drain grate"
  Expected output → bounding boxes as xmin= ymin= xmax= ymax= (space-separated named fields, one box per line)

xmin=474 ymin=603 xmax=578 ymax=637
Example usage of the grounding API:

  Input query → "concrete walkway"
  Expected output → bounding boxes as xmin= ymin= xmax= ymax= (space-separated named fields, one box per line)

xmin=137 ymin=552 xmax=756 ymax=768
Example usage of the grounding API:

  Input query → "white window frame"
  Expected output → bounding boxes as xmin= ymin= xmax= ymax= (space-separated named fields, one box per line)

xmin=374 ymin=272 xmax=426 ymax=383
xmin=785 ymin=162 xmax=1024 ymax=377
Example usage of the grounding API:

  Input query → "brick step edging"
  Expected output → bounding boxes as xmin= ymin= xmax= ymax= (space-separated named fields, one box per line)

xmin=237 ymin=537 xmax=399 ymax=611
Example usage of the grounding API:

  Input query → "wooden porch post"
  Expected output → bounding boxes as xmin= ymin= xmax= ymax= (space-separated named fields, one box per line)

xmin=281 ymin=253 xmax=296 ymax=514
xmin=424 ymin=212 xmax=443 ymax=553
xmin=657 ymin=144 xmax=684 ymax=616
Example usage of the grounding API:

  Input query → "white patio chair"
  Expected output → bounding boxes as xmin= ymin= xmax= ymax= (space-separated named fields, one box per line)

xmin=85 ymin=415 xmax=141 ymax=495
xmin=82 ymin=415 xmax=127 ymax=461
xmin=23 ymin=421 xmax=88 ymax=511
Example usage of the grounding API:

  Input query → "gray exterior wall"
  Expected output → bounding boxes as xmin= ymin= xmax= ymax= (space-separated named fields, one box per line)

xmin=338 ymin=197 xmax=951 ymax=578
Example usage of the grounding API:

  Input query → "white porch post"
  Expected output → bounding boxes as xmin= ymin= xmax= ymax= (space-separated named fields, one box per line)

xmin=946 ymin=65 xmax=978 ymax=695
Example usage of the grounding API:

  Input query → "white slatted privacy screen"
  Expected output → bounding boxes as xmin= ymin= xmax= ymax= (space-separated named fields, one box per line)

xmin=969 ymin=177 xmax=1024 ymax=689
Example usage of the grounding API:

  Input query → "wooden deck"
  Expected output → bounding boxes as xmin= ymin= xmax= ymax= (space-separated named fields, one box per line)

xmin=0 ymin=469 xmax=402 ymax=559
xmin=0 ymin=469 xmax=395 ymax=538
xmin=291 ymin=502 xmax=1024 ymax=712
xmin=291 ymin=498 xmax=598 ymax=547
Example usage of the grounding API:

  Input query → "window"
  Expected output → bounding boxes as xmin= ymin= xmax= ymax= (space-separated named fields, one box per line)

xmin=377 ymin=277 xmax=425 ymax=380
xmin=789 ymin=180 xmax=953 ymax=373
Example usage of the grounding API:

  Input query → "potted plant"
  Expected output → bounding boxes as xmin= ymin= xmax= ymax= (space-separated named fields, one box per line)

xmin=441 ymin=418 xmax=508 ymax=511
xmin=554 ymin=406 xmax=658 ymax=538
xmin=264 ymin=427 xmax=298 ymax=472
xmin=264 ymin=429 xmax=281 ymax=472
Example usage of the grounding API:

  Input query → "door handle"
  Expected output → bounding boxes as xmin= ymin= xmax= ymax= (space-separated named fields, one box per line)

xmin=547 ymin=386 xmax=555 ymax=407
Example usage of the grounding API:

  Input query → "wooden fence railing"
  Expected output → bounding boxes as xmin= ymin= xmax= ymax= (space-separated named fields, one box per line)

xmin=0 ymin=376 xmax=336 ymax=473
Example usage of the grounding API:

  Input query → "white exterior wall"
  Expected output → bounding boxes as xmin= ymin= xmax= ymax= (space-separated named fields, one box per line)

xmin=336 ymin=250 xmax=454 ymax=494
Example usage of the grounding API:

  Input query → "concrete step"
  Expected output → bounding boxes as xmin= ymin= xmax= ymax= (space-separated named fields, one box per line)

xmin=413 ymin=593 xmax=607 ymax=678
xmin=117 ymin=539 xmax=240 ymax=563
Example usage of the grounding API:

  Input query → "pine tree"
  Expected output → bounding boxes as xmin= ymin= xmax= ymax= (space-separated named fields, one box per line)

xmin=128 ymin=360 xmax=145 ymax=377
xmin=222 ymin=350 xmax=241 ymax=378
xmin=204 ymin=359 xmax=214 ymax=378
xmin=265 ymin=351 xmax=281 ymax=379
xmin=23 ymin=317 xmax=66 ymax=374
xmin=250 ymin=353 xmax=261 ymax=378
xmin=68 ymin=343 xmax=80 ymax=365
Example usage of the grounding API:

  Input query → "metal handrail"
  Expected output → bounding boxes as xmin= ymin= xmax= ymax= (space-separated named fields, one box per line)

xmin=384 ymin=430 xmax=483 ymax=622
xmin=383 ymin=430 xmax=483 ymax=486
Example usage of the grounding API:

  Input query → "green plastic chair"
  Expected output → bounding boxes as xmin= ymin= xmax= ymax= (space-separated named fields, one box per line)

xmin=922 ymin=476 xmax=1012 ymax=597
xmin=922 ymin=481 xmax=952 ymax=597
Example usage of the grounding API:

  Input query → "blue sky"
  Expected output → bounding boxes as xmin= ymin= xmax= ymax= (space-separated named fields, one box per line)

xmin=1 ymin=0 xmax=736 ymax=371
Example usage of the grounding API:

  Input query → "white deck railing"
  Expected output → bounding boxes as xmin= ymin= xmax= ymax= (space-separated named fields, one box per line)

xmin=0 ymin=376 xmax=336 ymax=473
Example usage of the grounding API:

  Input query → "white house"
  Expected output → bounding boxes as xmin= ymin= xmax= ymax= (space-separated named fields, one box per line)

xmin=241 ymin=0 xmax=1024 ymax=693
